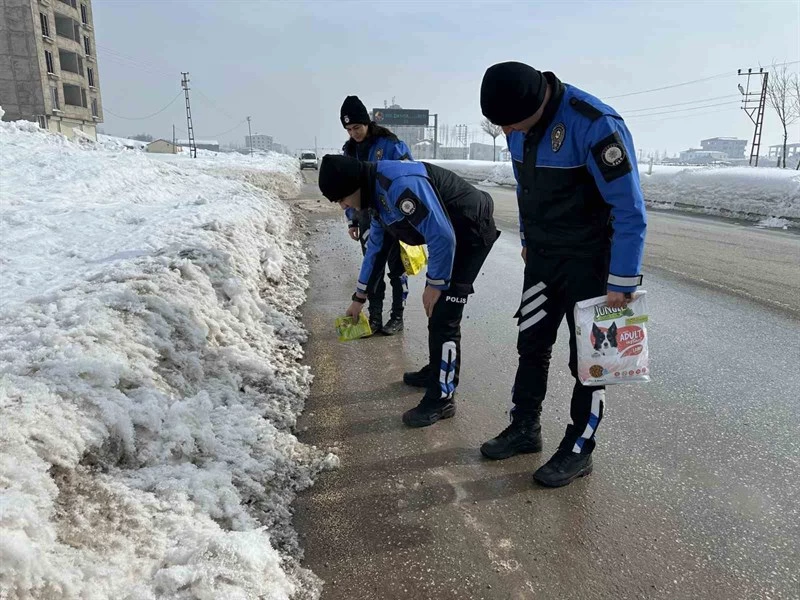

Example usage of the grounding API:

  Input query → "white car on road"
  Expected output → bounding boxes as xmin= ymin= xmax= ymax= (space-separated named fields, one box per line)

xmin=300 ymin=152 xmax=318 ymax=170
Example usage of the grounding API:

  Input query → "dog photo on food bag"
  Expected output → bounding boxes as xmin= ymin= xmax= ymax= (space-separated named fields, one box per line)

xmin=591 ymin=322 xmax=618 ymax=357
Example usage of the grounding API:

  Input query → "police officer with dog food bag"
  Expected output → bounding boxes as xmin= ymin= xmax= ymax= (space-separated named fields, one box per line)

xmin=479 ymin=61 xmax=647 ymax=487
xmin=318 ymin=154 xmax=498 ymax=428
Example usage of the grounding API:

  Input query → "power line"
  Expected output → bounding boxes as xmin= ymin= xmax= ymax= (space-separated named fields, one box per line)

xmin=625 ymin=100 xmax=741 ymax=118
xmin=95 ymin=44 xmax=174 ymax=77
xmin=193 ymin=88 xmax=240 ymax=122
xmin=206 ymin=119 xmax=248 ymax=138
xmin=605 ymin=60 xmax=800 ymax=99
xmin=606 ymin=72 xmax=735 ymax=99
xmin=621 ymin=94 xmax=740 ymax=113
xmin=627 ymin=107 xmax=740 ymax=123
xmin=104 ymin=90 xmax=183 ymax=120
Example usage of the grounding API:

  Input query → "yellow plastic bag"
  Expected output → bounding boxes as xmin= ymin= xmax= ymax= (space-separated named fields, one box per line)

xmin=399 ymin=242 xmax=427 ymax=276
xmin=335 ymin=313 xmax=373 ymax=341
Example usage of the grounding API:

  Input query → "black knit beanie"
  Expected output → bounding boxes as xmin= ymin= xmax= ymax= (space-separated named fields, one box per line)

xmin=340 ymin=96 xmax=371 ymax=128
xmin=480 ymin=62 xmax=547 ymax=126
xmin=319 ymin=155 xmax=363 ymax=202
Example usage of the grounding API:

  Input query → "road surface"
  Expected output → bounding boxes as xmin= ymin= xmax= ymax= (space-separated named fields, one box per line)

xmin=293 ymin=171 xmax=800 ymax=600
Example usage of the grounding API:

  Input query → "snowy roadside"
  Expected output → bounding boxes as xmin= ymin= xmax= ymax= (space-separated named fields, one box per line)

xmin=426 ymin=159 xmax=800 ymax=228
xmin=0 ymin=110 xmax=336 ymax=599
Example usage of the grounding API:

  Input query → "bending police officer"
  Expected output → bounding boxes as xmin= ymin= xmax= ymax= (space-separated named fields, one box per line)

xmin=318 ymin=155 xmax=499 ymax=427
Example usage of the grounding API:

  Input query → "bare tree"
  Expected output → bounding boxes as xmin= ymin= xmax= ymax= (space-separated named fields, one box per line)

xmin=481 ymin=119 xmax=504 ymax=162
xmin=765 ymin=62 xmax=799 ymax=168
xmin=792 ymin=73 xmax=800 ymax=169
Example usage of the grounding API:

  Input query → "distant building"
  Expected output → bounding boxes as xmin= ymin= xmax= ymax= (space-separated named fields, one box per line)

xmin=177 ymin=139 xmax=219 ymax=152
xmin=411 ymin=139 xmax=439 ymax=159
xmin=469 ymin=142 xmax=501 ymax=162
xmin=146 ymin=139 xmax=180 ymax=154
xmin=246 ymin=134 xmax=272 ymax=152
xmin=391 ymin=125 xmax=426 ymax=146
xmin=767 ymin=142 xmax=800 ymax=161
xmin=700 ymin=137 xmax=747 ymax=159
xmin=438 ymin=146 xmax=469 ymax=160
xmin=679 ymin=148 xmax=728 ymax=163
xmin=0 ymin=0 xmax=103 ymax=139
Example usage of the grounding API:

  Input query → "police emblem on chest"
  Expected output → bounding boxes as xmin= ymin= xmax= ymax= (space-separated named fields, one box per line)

xmin=399 ymin=198 xmax=416 ymax=216
xmin=375 ymin=148 xmax=384 ymax=160
xmin=601 ymin=143 xmax=625 ymax=167
xmin=551 ymin=123 xmax=565 ymax=153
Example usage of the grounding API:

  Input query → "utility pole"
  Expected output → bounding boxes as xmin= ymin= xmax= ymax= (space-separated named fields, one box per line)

xmin=738 ymin=67 xmax=768 ymax=166
xmin=314 ymin=136 xmax=318 ymax=156
xmin=455 ymin=124 xmax=468 ymax=157
xmin=172 ymin=124 xmax=176 ymax=149
xmin=430 ymin=113 xmax=438 ymax=159
xmin=181 ymin=72 xmax=197 ymax=159
xmin=246 ymin=116 xmax=253 ymax=155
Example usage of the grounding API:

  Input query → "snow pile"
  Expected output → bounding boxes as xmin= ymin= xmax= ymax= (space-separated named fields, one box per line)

xmin=0 ymin=111 xmax=335 ymax=599
xmin=149 ymin=150 xmax=304 ymax=200
xmin=96 ymin=133 xmax=148 ymax=151
xmin=639 ymin=166 xmax=800 ymax=224
xmin=757 ymin=216 xmax=791 ymax=229
xmin=426 ymin=159 xmax=800 ymax=226
xmin=426 ymin=159 xmax=517 ymax=187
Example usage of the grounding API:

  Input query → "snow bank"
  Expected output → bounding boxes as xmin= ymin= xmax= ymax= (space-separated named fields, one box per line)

xmin=96 ymin=134 xmax=148 ymax=151
xmin=149 ymin=150 xmax=304 ymax=201
xmin=427 ymin=160 xmax=800 ymax=226
xmin=426 ymin=159 xmax=517 ymax=187
xmin=0 ymin=112 xmax=335 ymax=599
xmin=639 ymin=166 xmax=800 ymax=224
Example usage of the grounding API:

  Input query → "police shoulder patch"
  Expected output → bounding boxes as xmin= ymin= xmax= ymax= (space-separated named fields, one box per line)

xmin=399 ymin=197 xmax=416 ymax=215
xmin=395 ymin=187 xmax=428 ymax=225
xmin=591 ymin=131 xmax=632 ymax=183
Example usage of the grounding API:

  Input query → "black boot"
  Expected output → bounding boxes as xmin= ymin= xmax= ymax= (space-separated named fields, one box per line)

xmin=367 ymin=311 xmax=383 ymax=336
xmin=480 ymin=412 xmax=542 ymax=460
xmin=402 ymin=395 xmax=456 ymax=428
xmin=533 ymin=448 xmax=593 ymax=487
xmin=382 ymin=313 xmax=404 ymax=336
xmin=402 ymin=364 xmax=431 ymax=387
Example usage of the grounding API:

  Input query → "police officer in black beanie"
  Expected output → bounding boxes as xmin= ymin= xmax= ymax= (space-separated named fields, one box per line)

xmin=319 ymin=154 xmax=498 ymax=428
xmin=479 ymin=61 xmax=647 ymax=487
xmin=338 ymin=95 xmax=413 ymax=337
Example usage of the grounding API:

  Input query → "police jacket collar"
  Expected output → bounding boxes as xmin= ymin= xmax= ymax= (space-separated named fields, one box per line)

xmin=526 ymin=72 xmax=565 ymax=143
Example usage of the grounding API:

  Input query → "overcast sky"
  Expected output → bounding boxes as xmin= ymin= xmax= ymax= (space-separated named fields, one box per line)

xmin=93 ymin=0 xmax=799 ymax=156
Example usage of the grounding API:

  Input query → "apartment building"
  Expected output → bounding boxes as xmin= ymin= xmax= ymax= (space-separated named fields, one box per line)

xmin=1 ymin=0 xmax=103 ymax=139
xmin=245 ymin=134 xmax=273 ymax=152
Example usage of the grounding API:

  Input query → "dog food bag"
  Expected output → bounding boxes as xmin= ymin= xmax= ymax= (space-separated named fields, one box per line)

xmin=335 ymin=313 xmax=373 ymax=342
xmin=574 ymin=291 xmax=650 ymax=386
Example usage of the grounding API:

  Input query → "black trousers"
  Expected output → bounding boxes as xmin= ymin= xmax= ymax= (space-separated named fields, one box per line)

xmin=511 ymin=250 xmax=608 ymax=454
xmin=423 ymin=234 xmax=498 ymax=403
xmin=359 ymin=216 xmax=407 ymax=317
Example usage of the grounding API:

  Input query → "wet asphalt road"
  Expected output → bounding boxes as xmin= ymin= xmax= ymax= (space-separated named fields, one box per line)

xmin=293 ymin=172 xmax=800 ymax=600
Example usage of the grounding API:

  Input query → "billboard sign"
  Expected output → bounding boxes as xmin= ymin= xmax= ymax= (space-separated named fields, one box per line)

xmin=372 ymin=108 xmax=429 ymax=127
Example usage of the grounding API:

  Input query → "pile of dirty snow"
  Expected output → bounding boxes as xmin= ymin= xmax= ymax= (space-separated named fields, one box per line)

xmin=0 ymin=107 xmax=336 ymax=599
